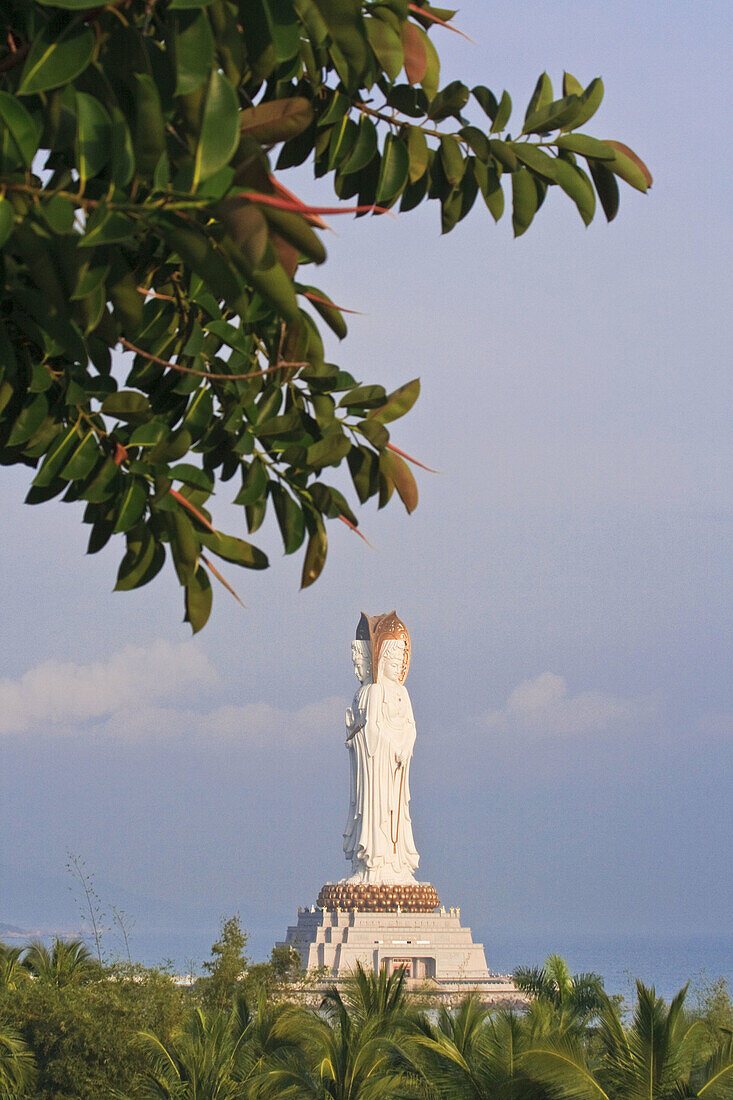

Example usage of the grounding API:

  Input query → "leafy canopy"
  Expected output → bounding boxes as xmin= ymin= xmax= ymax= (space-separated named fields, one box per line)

xmin=0 ymin=0 xmax=651 ymax=629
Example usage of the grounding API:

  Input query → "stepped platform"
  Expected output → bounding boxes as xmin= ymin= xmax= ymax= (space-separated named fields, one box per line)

xmin=277 ymin=895 xmax=523 ymax=1006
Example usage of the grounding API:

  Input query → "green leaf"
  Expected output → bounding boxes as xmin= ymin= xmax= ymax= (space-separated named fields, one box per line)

xmin=170 ymin=8 xmax=215 ymax=96
xmin=0 ymin=198 xmax=14 ymax=248
xmin=554 ymin=158 xmax=595 ymax=225
xmin=380 ymin=448 xmax=417 ymax=512
xmin=313 ymin=0 xmax=370 ymax=90
xmin=233 ymin=456 xmax=267 ymax=505
xmin=115 ymin=524 xmax=156 ymax=591
xmin=563 ymin=77 xmax=604 ymax=132
xmin=405 ymin=124 xmax=429 ymax=183
xmin=427 ymin=79 xmax=469 ymax=122
xmin=563 ymin=71 xmax=583 ymax=97
xmin=109 ymin=107 xmax=135 ymax=187
xmin=328 ymin=115 xmax=358 ymax=171
xmin=7 ymin=394 xmax=48 ymax=446
xmin=301 ymin=521 xmax=327 ymax=588
xmin=193 ymin=70 xmax=241 ymax=188
xmin=525 ymin=72 xmax=553 ymax=121
xmin=458 ymin=125 xmax=490 ymax=162
xmin=473 ymin=158 xmax=504 ymax=221
xmin=19 ymin=19 xmax=95 ymax=95
xmin=128 ymin=420 xmax=169 ymax=447
xmin=369 ymin=378 xmax=420 ymax=424
xmin=101 ymin=391 xmax=152 ymax=423
xmin=345 ymin=444 xmax=376 ymax=503
xmin=357 ymin=418 xmax=388 ymax=449
xmin=555 ymin=133 xmax=615 ymax=160
xmin=113 ymin=477 xmax=148 ymax=533
xmin=588 ymin=159 xmax=620 ymax=222
xmin=60 ymin=429 xmax=100 ymax=480
xmin=512 ymin=167 xmax=538 ymax=237
xmin=491 ymin=90 xmax=512 ymax=133
xmin=341 ymin=116 xmax=378 ymax=175
xmin=80 ymin=205 xmax=135 ymax=246
xmin=301 ymin=286 xmax=347 ymax=340
xmin=75 ymin=92 xmax=112 ymax=184
xmin=81 ymin=456 xmax=120 ymax=502
xmin=471 ymin=85 xmax=498 ymax=121
xmin=365 ymin=16 xmax=403 ymax=81
xmin=239 ymin=97 xmax=313 ymax=144
xmin=523 ymin=93 xmax=580 ymax=135
xmin=439 ymin=134 xmax=464 ymax=188
xmin=131 ymin=74 xmax=166 ymax=179
xmin=199 ymin=530 xmax=268 ymax=568
xmin=41 ymin=194 xmax=75 ymax=233
xmin=375 ymin=132 xmax=409 ymax=207
xmin=604 ymin=140 xmax=652 ymax=192
xmin=306 ymin=430 xmax=351 ymax=468
xmin=184 ymin=564 xmax=212 ymax=633
xmin=166 ymin=508 xmax=198 ymax=584
xmin=0 ymin=92 xmax=41 ymax=166
xmin=510 ymin=143 xmax=558 ymax=181
xmin=182 ymin=385 xmax=214 ymax=441
xmin=338 ymin=384 xmax=386 ymax=409
xmin=169 ymin=463 xmax=214 ymax=492
xmin=32 ymin=424 xmax=81 ymax=486
xmin=270 ymin=483 xmax=306 ymax=553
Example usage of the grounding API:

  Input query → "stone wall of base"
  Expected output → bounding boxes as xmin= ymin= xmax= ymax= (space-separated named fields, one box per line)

xmin=276 ymin=904 xmax=519 ymax=998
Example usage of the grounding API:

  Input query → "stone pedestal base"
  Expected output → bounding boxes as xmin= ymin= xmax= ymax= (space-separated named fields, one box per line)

xmin=277 ymin=903 xmax=522 ymax=1005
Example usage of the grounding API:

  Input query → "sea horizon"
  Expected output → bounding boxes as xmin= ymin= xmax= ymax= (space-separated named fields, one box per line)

xmin=5 ymin=924 xmax=728 ymax=1004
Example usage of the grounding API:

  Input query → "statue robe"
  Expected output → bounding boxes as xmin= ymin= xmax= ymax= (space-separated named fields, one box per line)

xmin=343 ymin=680 xmax=419 ymax=884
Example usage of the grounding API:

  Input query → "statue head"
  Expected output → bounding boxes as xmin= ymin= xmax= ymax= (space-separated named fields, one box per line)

xmin=379 ymin=639 xmax=407 ymax=684
xmin=351 ymin=640 xmax=372 ymax=684
xmin=355 ymin=611 xmax=410 ymax=684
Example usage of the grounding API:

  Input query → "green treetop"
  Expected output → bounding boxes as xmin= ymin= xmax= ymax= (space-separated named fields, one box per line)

xmin=0 ymin=0 xmax=651 ymax=629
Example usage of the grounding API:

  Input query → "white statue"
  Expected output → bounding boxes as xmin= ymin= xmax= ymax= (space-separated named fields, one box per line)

xmin=342 ymin=612 xmax=420 ymax=885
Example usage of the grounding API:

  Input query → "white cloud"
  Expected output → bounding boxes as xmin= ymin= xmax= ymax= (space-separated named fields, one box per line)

xmin=484 ymin=672 xmax=653 ymax=737
xmin=0 ymin=640 xmax=218 ymax=736
xmin=95 ymin=696 xmax=345 ymax=745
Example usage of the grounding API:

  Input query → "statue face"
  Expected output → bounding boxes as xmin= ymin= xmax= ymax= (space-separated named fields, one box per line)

xmin=351 ymin=641 xmax=370 ymax=683
xmin=380 ymin=641 xmax=405 ymax=683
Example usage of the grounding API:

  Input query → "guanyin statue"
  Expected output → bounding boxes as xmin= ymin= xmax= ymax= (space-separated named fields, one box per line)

xmin=342 ymin=611 xmax=420 ymax=885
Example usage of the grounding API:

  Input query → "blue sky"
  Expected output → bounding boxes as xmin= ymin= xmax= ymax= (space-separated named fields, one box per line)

xmin=1 ymin=2 xmax=731 ymax=963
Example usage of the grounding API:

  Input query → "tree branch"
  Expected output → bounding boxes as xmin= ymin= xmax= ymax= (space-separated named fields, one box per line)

xmin=118 ymin=337 xmax=307 ymax=381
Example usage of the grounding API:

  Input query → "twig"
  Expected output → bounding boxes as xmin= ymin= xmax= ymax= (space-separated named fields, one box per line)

xmin=201 ymin=553 xmax=246 ymax=607
xmin=169 ymin=488 xmax=216 ymax=533
xmin=137 ymin=286 xmax=176 ymax=302
xmin=338 ymin=514 xmax=373 ymax=547
xmin=118 ymin=337 xmax=307 ymax=381
xmin=408 ymin=3 xmax=474 ymax=41
xmin=386 ymin=441 xmax=438 ymax=472
xmin=0 ymin=43 xmax=29 ymax=74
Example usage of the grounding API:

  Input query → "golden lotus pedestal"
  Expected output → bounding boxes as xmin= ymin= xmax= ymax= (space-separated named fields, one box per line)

xmin=316 ymin=882 xmax=440 ymax=913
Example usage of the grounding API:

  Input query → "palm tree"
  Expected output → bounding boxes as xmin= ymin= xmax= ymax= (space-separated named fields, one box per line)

xmin=128 ymin=993 xmax=309 ymax=1100
xmin=321 ymin=963 xmax=412 ymax=1031
xmin=0 ymin=943 xmax=28 ymax=994
xmin=407 ymin=998 xmax=551 ymax=1100
xmin=254 ymin=966 xmax=419 ymax=1100
xmin=22 ymin=937 xmax=101 ymax=988
xmin=522 ymin=980 xmax=733 ymax=1098
xmin=134 ymin=1007 xmax=243 ymax=1100
xmin=0 ymin=1022 xmax=36 ymax=1098
xmin=515 ymin=954 xmax=606 ymax=1021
